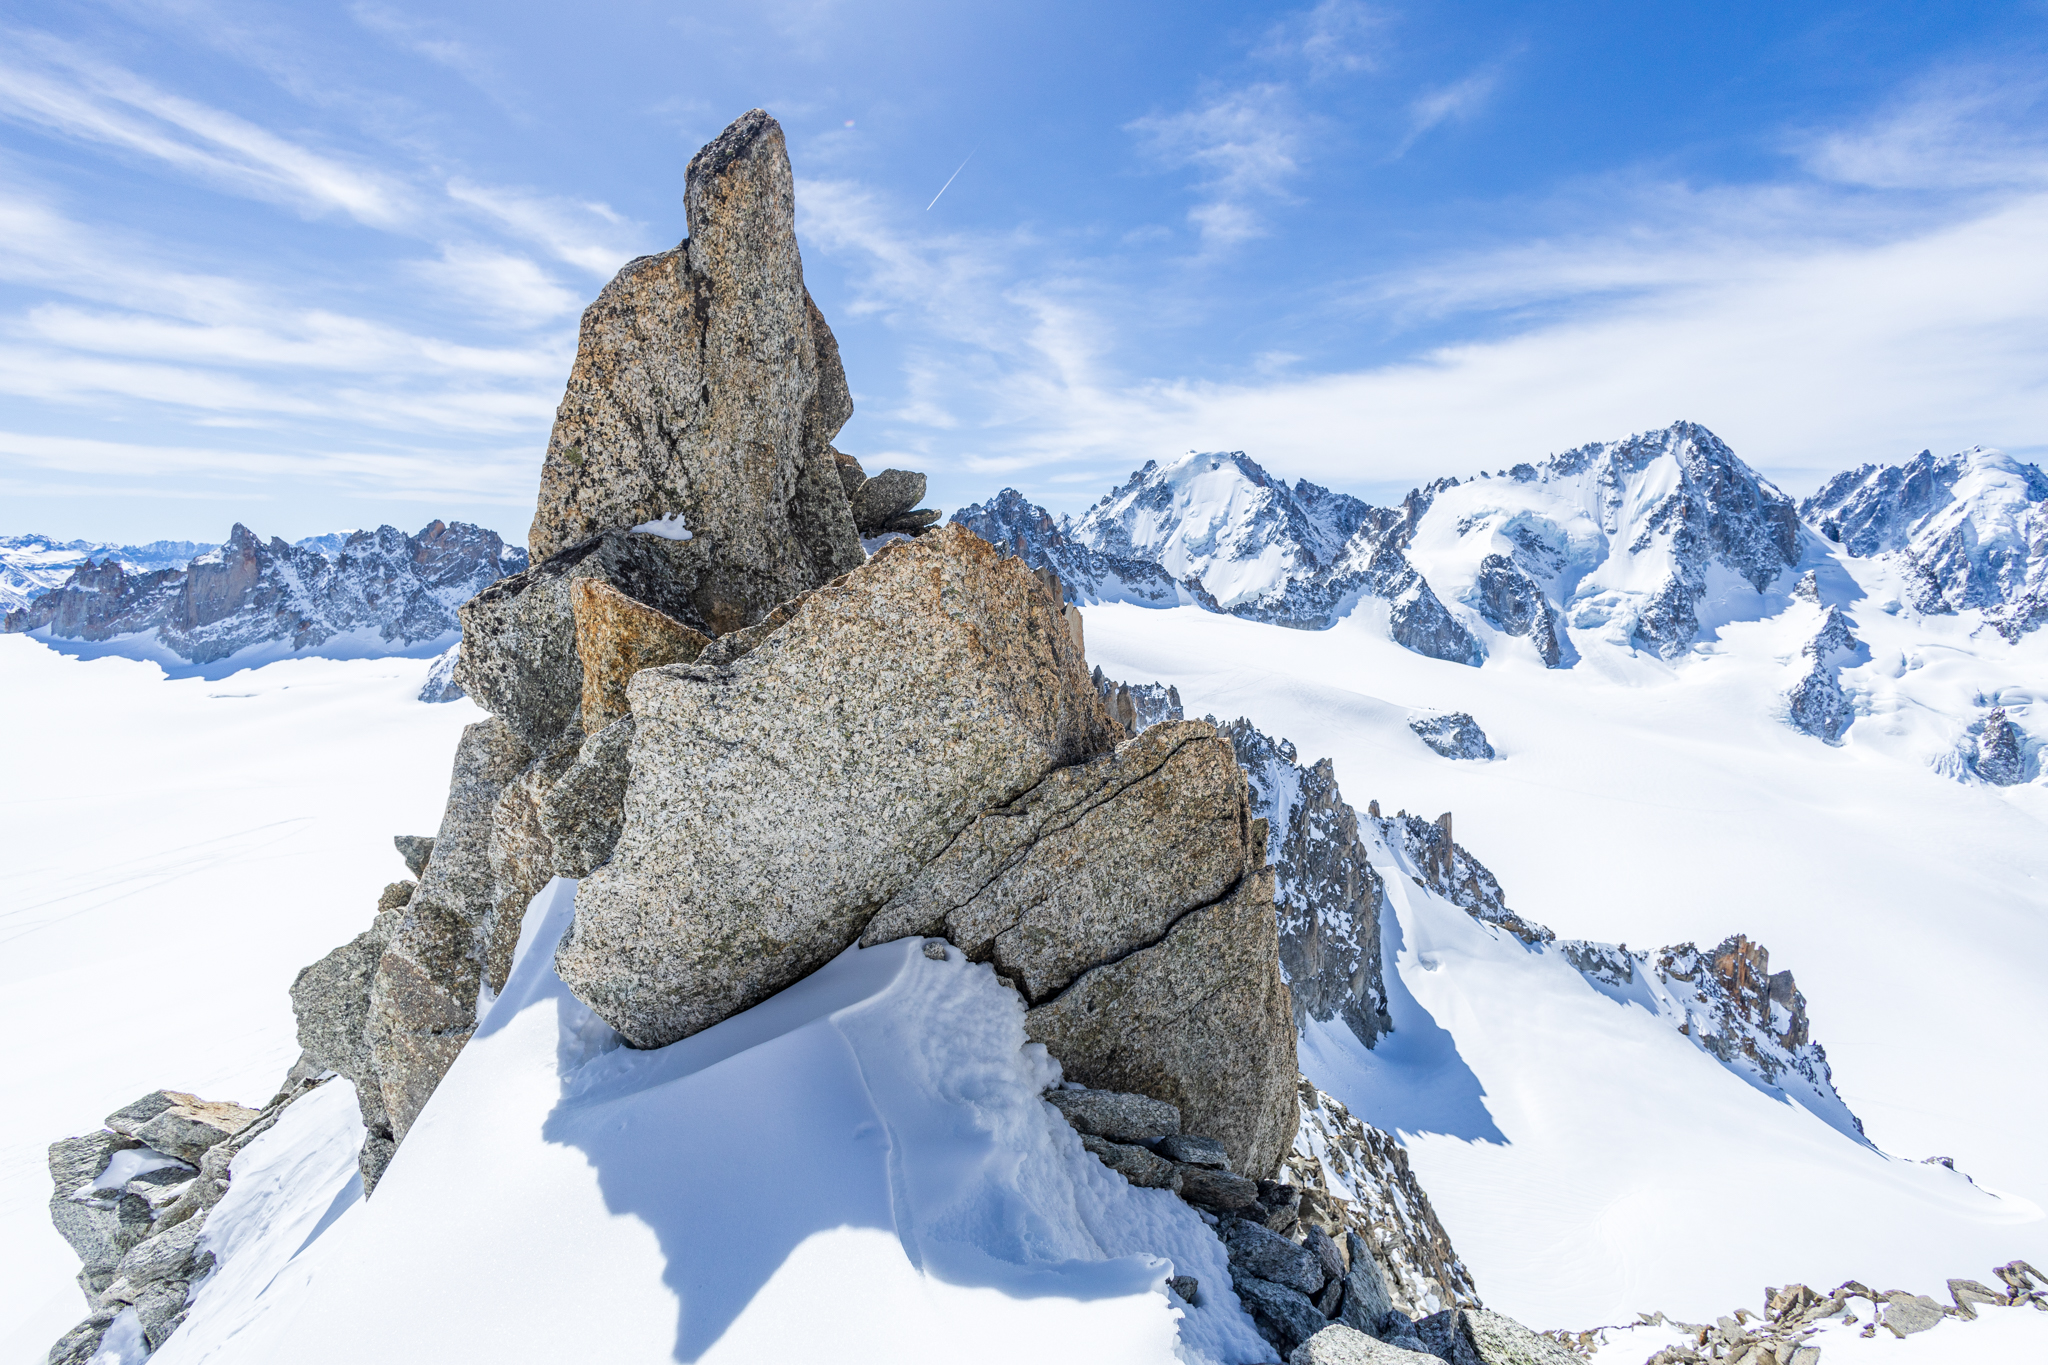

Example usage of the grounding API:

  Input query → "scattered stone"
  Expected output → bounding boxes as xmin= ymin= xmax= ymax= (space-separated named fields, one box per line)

xmin=1292 ymin=1323 xmax=1448 ymax=1364
xmin=1947 ymin=1278 xmax=2004 ymax=1319
xmin=922 ymin=939 xmax=949 ymax=961
xmin=1044 ymin=1087 xmax=1182 ymax=1144
xmin=1237 ymin=1274 xmax=1335 ymax=1357
xmin=849 ymin=468 xmax=926 ymax=534
xmin=104 ymin=1092 xmax=259 ymax=1165
xmin=1409 ymin=712 xmax=1495 ymax=761
xmin=1882 ymin=1292 xmax=1944 ymax=1337
xmin=1177 ymin=1167 xmax=1262 ymax=1213
xmin=394 ymin=834 xmax=435 ymax=878
xmin=1080 ymin=1135 xmax=1181 ymax=1190
xmin=376 ymin=881 xmax=415 ymax=912
xmin=1170 ymin=1274 xmax=1201 ymax=1305
xmin=557 ymin=525 xmax=1119 ymax=1049
xmin=1222 ymin=1216 xmax=1327 ymax=1296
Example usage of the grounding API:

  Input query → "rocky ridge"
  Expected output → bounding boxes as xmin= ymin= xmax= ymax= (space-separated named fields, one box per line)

xmin=3 ymin=522 xmax=525 ymax=664
xmin=1 ymin=535 xmax=204 ymax=616
xmin=1803 ymin=446 xmax=2048 ymax=640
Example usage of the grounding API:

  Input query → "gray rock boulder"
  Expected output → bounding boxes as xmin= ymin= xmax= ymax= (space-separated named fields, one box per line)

xmin=1044 ymin=1086 xmax=1181 ymax=1143
xmin=540 ymin=716 xmax=636 ymax=877
xmin=1022 ymin=863 xmax=1297 ymax=1180
xmin=1178 ymin=1166 xmax=1262 ymax=1212
xmin=1882 ymin=1292 xmax=1945 ymax=1337
xmin=525 ymin=109 xmax=863 ymax=625
xmin=849 ymin=468 xmax=924 ymax=531
xmin=1336 ymin=1229 xmax=1399 ymax=1337
xmin=1236 ymin=1274 xmax=1333 ymax=1357
xmin=104 ymin=1092 xmax=259 ymax=1164
xmin=1078 ymin=1135 xmax=1181 ymax=1190
xmin=1408 ymin=713 xmax=1495 ymax=761
xmin=1157 ymin=1133 xmax=1230 ymax=1168
xmin=556 ymin=526 xmax=1119 ymax=1048
xmin=1415 ymin=1307 xmax=1575 ymax=1365
xmin=1223 ymin=1216 xmax=1328 ymax=1296
xmin=394 ymin=834 xmax=434 ymax=878
xmin=47 ymin=1133 xmax=152 ymax=1284
xmin=861 ymin=719 xmax=1251 ymax=1003
xmin=1293 ymin=1324 xmax=1447 ymax=1364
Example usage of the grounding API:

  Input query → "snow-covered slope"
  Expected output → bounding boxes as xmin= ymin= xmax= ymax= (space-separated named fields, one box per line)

xmin=0 ymin=536 xmax=205 ymax=616
xmin=3 ymin=522 xmax=527 ymax=673
xmin=1803 ymin=445 xmax=2048 ymax=639
xmin=1085 ymin=597 xmax=2048 ymax=1333
xmin=139 ymin=883 xmax=1265 ymax=1365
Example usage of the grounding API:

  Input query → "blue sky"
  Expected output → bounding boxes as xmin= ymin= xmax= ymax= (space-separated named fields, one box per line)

xmin=2 ymin=0 xmax=2045 ymax=546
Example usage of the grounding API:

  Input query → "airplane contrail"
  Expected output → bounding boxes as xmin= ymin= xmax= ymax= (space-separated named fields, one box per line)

xmin=926 ymin=144 xmax=981 ymax=211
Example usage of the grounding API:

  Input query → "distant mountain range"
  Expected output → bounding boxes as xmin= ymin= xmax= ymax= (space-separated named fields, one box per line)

xmin=3 ymin=522 xmax=527 ymax=665
xmin=953 ymin=424 xmax=2045 ymax=775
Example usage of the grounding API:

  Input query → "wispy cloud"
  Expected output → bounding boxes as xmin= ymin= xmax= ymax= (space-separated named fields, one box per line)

xmin=0 ymin=31 xmax=411 ymax=228
xmin=446 ymin=179 xmax=642 ymax=276
xmin=1801 ymin=66 xmax=2048 ymax=192
xmin=1255 ymin=0 xmax=1388 ymax=79
xmin=1126 ymin=84 xmax=1307 ymax=249
xmin=1396 ymin=59 xmax=1508 ymax=156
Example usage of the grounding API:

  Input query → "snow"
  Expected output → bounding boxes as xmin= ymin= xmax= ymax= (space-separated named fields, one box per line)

xmin=152 ymin=879 xmax=1266 ymax=1365
xmin=0 ymin=637 xmax=481 ymax=1361
xmin=630 ymin=513 xmax=694 ymax=540
xmin=78 ymin=1149 xmax=191 ymax=1198
xmin=1086 ymin=595 xmax=2048 ymax=1343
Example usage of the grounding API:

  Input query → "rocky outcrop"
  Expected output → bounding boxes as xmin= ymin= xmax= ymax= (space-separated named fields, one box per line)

xmin=1408 ymin=713 xmax=1495 ymax=761
xmin=1783 ymin=575 xmax=1860 ymax=744
xmin=558 ymin=525 xmax=1120 ymax=1046
xmin=1092 ymin=665 xmax=1184 ymax=734
xmin=1414 ymin=1307 xmax=1577 ymax=1364
xmin=1471 ymin=555 xmax=1562 ymax=667
xmin=1394 ymin=810 xmax=1550 ymax=945
xmin=950 ymin=487 xmax=1186 ymax=607
xmin=569 ymin=578 xmax=709 ymax=730
xmin=0 ymin=534 xmax=201 ymax=616
xmin=1975 ymin=706 xmax=2028 ymax=785
xmin=840 ymin=456 xmax=943 ymax=540
xmin=42 ymin=1064 xmax=329 ymax=1363
xmin=3 ymin=521 xmax=524 ymax=663
xmin=1220 ymin=720 xmax=1392 ymax=1049
xmin=1802 ymin=446 xmax=2048 ymax=638
xmin=526 ymin=109 xmax=863 ymax=627
xmin=418 ymin=646 xmax=465 ymax=702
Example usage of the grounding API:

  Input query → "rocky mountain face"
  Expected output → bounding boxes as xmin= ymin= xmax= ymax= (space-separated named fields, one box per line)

xmin=954 ymin=423 xmax=1805 ymax=671
xmin=1219 ymin=719 xmax=1394 ymax=1050
xmin=0 ymin=535 xmax=204 ymax=616
xmin=4 ymin=522 xmax=526 ymax=664
xmin=1802 ymin=445 xmax=2048 ymax=640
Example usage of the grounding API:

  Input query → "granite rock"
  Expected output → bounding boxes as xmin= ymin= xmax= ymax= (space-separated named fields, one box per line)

xmin=1079 ymin=1135 xmax=1182 ymax=1190
xmin=540 ymin=716 xmax=636 ymax=878
xmin=1415 ymin=1307 xmax=1576 ymax=1365
xmin=1043 ymin=1086 xmax=1182 ymax=1144
xmin=850 ymin=468 xmax=926 ymax=534
xmin=570 ymin=577 xmax=710 ymax=730
xmin=861 ymin=720 xmax=1251 ymax=1003
xmin=1022 ymin=864 xmax=1297 ymax=1180
xmin=393 ymin=834 xmax=435 ymax=878
xmin=1176 ymin=1166 xmax=1263 ymax=1213
xmin=1157 ymin=1133 xmax=1231 ymax=1168
xmin=1223 ymin=1216 xmax=1328 ymax=1296
xmin=556 ymin=526 xmax=1118 ymax=1048
xmin=1237 ymin=1274 xmax=1333 ymax=1357
xmin=526 ymin=109 xmax=863 ymax=627
xmin=1292 ymin=1324 xmax=1449 ymax=1364
xmin=104 ymin=1092 xmax=259 ymax=1165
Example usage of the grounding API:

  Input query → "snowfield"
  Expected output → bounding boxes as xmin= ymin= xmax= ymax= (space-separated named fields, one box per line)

xmin=4 ymin=507 xmax=2046 ymax=1362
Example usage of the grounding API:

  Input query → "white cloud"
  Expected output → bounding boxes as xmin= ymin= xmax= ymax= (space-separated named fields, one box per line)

xmin=409 ymin=245 xmax=586 ymax=327
xmin=1256 ymin=1 xmax=1388 ymax=79
xmin=0 ymin=33 xmax=411 ymax=228
xmin=446 ymin=178 xmax=645 ymax=276
xmin=1126 ymin=84 xmax=1306 ymax=249
xmin=1398 ymin=62 xmax=1505 ymax=155
xmin=1801 ymin=67 xmax=2048 ymax=192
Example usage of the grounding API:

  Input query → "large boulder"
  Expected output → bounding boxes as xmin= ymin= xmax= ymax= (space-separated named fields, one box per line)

xmin=554 ymin=525 xmax=1119 ymax=1048
xmin=570 ymin=578 xmax=709 ymax=730
xmin=1415 ymin=1307 xmax=1577 ymax=1365
xmin=1022 ymin=862 xmax=1297 ymax=1179
xmin=861 ymin=719 xmax=1251 ymax=1002
xmin=525 ymin=108 xmax=863 ymax=626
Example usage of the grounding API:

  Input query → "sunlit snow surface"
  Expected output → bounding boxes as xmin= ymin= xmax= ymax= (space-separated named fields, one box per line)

xmin=1087 ymin=572 xmax=2048 ymax=1339
xmin=152 ymin=880 xmax=1259 ymax=1365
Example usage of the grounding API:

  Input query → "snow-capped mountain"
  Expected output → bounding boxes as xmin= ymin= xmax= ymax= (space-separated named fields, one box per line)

xmin=1802 ymin=445 xmax=2048 ymax=640
xmin=0 ymin=535 xmax=208 ymax=615
xmin=3 ymin=521 xmax=527 ymax=666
